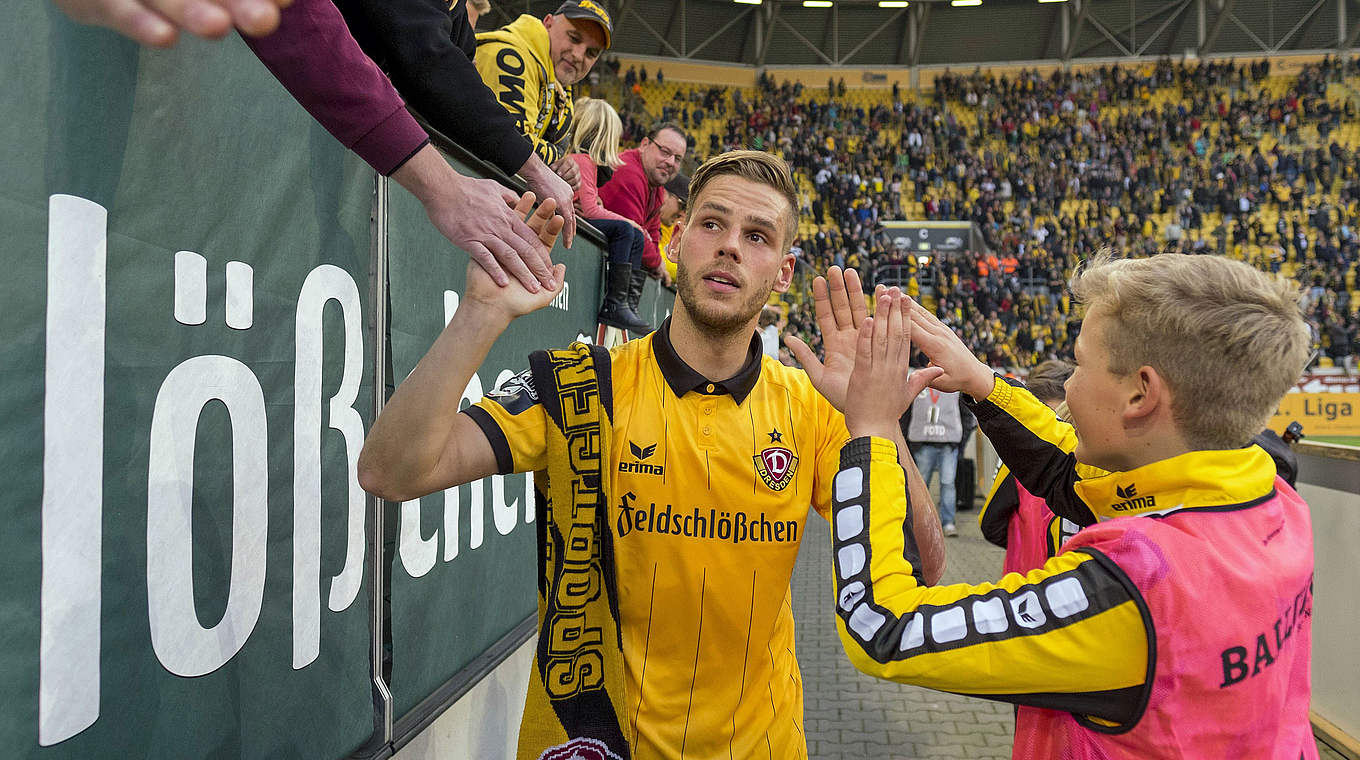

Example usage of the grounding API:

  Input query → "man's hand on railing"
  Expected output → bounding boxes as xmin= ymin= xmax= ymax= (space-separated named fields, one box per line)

xmin=519 ymin=154 xmax=577 ymax=249
xmin=51 ymin=0 xmax=290 ymax=47
xmin=549 ymin=155 xmax=582 ymax=191
xmin=392 ymin=144 xmax=561 ymax=294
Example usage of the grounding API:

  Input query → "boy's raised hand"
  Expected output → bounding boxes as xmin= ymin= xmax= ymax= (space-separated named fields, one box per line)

xmin=905 ymin=298 xmax=997 ymax=401
xmin=842 ymin=292 xmax=943 ymax=439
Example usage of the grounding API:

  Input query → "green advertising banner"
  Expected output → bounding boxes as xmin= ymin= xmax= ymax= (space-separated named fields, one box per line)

xmin=1 ymin=9 xmax=375 ymax=758
xmin=384 ymin=177 xmax=610 ymax=721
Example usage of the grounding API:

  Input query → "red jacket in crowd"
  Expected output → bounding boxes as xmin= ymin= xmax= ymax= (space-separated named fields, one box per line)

xmin=598 ymin=148 xmax=664 ymax=270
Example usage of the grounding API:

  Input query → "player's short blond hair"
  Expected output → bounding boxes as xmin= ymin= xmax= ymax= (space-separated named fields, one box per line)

xmin=1070 ymin=252 xmax=1311 ymax=450
xmin=688 ymin=150 xmax=798 ymax=250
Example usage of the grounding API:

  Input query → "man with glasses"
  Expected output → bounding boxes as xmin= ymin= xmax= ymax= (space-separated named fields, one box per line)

xmin=600 ymin=122 xmax=688 ymax=317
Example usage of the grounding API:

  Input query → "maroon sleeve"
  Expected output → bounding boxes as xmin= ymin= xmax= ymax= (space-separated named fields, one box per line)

xmin=241 ymin=0 xmax=430 ymax=176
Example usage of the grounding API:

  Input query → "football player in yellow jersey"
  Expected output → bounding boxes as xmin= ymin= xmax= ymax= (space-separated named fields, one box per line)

xmin=358 ymin=150 xmax=946 ymax=759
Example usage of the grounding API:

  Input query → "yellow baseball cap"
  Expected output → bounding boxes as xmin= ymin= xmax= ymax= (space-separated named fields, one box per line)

xmin=556 ymin=0 xmax=612 ymax=48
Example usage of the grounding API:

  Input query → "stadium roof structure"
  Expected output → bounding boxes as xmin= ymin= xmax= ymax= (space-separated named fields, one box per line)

xmin=488 ymin=0 xmax=1360 ymax=69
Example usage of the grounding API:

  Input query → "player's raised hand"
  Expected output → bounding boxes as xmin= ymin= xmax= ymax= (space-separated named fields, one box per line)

xmin=465 ymin=195 xmax=566 ymax=320
xmin=391 ymin=146 xmax=561 ymax=294
xmin=784 ymin=266 xmax=871 ymax=410
xmin=905 ymin=298 xmax=996 ymax=401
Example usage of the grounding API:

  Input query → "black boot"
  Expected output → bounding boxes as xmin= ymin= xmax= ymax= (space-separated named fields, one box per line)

xmin=627 ymin=267 xmax=648 ymax=325
xmin=599 ymin=262 xmax=651 ymax=334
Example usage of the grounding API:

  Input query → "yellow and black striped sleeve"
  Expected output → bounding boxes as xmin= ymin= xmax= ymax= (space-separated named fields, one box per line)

xmin=831 ymin=437 xmax=1153 ymax=728
xmin=464 ymin=368 xmax=549 ymax=475
xmin=965 ymin=375 xmax=1106 ymax=527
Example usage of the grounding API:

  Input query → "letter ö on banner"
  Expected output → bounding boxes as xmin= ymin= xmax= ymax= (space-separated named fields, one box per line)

xmin=39 ymin=195 xmax=107 ymax=746
xmin=292 ymin=265 xmax=366 ymax=670
xmin=147 ymin=356 xmax=268 ymax=678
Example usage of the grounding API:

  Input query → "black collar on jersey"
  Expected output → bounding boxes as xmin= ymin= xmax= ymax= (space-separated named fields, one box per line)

xmin=652 ymin=316 xmax=762 ymax=404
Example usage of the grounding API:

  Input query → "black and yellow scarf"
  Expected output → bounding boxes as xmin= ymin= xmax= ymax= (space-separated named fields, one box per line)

xmin=516 ymin=343 xmax=631 ymax=760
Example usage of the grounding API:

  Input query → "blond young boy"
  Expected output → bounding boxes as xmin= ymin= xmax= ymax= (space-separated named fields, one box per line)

xmin=820 ymin=253 xmax=1316 ymax=758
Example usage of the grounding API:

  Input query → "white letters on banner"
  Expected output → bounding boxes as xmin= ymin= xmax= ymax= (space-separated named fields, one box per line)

xmin=39 ymin=195 xmax=106 ymax=746
xmin=397 ymin=290 xmax=534 ymax=577
xmin=293 ymin=265 xmax=367 ymax=669
xmin=36 ymin=194 xmax=541 ymax=746
xmin=147 ymin=356 xmax=269 ymax=677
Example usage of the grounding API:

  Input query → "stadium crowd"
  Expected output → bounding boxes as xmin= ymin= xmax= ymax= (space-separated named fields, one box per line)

xmin=58 ymin=0 xmax=1360 ymax=373
xmin=617 ymin=55 xmax=1360 ymax=373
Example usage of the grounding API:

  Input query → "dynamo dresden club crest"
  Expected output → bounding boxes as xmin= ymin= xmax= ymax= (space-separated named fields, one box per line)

xmin=754 ymin=446 xmax=798 ymax=491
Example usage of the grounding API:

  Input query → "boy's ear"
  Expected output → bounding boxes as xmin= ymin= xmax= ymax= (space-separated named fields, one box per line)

xmin=1122 ymin=365 xmax=1166 ymax=422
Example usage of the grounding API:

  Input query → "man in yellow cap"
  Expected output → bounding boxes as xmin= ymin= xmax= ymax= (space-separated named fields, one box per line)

xmin=475 ymin=0 xmax=612 ymax=173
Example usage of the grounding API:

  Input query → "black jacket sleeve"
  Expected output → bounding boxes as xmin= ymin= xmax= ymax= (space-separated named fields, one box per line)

xmin=978 ymin=468 xmax=1018 ymax=548
xmin=958 ymin=396 xmax=977 ymax=443
xmin=1251 ymin=429 xmax=1299 ymax=488
xmin=964 ymin=375 xmax=1099 ymax=527
xmin=331 ymin=0 xmax=534 ymax=176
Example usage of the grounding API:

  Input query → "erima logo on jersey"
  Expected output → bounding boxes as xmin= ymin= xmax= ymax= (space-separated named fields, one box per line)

xmin=1115 ymin=483 xmax=1137 ymax=499
xmin=619 ymin=441 xmax=663 ymax=476
xmin=1110 ymin=492 xmax=1156 ymax=512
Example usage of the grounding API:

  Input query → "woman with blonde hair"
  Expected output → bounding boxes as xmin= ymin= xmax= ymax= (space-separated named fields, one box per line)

xmin=569 ymin=97 xmax=651 ymax=333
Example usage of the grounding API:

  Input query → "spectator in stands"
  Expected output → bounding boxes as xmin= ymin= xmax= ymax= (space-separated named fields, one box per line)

xmin=758 ymin=306 xmax=781 ymax=360
xmin=328 ymin=0 xmax=579 ymax=244
xmin=55 ymin=0 xmax=568 ymax=293
xmin=474 ymin=0 xmax=611 ymax=172
xmin=248 ymin=0 xmax=564 ymax=292
xmin=830 ymin=253 xmax=1315 ymax=758
xmin=599 ymin=122 xmax=688 ymax=308
xmin=567 ymin=98 xmax=650 ymax=333
xmin=465 ymin=0 xmax=488 ymax=29
xmin=899 ymin=357 xmax=976 ymax=537
xmin=979 ymin=359 xmax=1075 ymax=574
xmin=709 ymin=58 xmax=1360 ymax=370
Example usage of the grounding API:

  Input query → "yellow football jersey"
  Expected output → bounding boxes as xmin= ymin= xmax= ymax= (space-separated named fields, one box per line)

xmin=467 ymin=319 xmax=850 ymax=760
